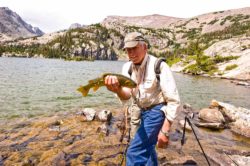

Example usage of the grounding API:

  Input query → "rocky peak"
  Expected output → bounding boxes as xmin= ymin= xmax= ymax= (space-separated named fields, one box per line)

xmin=102 ymin=7 xmax=250 ymax=35
xmin=32 ymin=27 xmax=44 ymax=36
xmin=102 ymin=14 xmax=183 ymax=29
xmin=0 ymin=7 xmax=44 ymax=39
xmin=69 ymin=23 xmax=82 ymax=29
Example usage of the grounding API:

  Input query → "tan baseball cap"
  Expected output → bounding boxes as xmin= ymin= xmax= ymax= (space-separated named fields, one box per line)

xmin=123 ymin=32 xmax=145 ymax=49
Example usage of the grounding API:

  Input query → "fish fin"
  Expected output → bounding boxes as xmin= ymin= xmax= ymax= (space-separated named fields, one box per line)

xmin=77 ymin=86 xmax=90 ymax=97
xmin=125 ymin=80 xmax=130 ymax=84
xmin=93 ymin=86 xmax=99 ymax=92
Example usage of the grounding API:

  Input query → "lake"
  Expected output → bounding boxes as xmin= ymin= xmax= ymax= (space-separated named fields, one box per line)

xmin=0 ymin=57 xmax=250 ymax=121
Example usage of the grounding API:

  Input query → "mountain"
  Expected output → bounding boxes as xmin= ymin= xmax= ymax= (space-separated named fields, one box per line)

xmin=0 ymin=7 xmax=44 ymax=40
xmin=69 ymin=23 xmax=82 ymax=29
xmin=102 ymin=7 xmax=250 ymax=34
xmin=102 ymin=14 xmax=183 ymax=29
xmin=1 ymin=7 xmax=250 ymax=81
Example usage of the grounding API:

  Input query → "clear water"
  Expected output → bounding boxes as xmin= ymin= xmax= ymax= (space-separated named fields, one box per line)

xmin=0 ymin=57 xmax=250 ymax=121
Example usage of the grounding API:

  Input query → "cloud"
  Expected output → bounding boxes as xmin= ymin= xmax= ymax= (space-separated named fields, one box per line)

xmin=21 ymin=10 xmax=68 ymax=32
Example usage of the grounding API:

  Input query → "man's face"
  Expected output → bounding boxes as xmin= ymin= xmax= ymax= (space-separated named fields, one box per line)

xmin=125 ymin=43 xmax=147 ymax=64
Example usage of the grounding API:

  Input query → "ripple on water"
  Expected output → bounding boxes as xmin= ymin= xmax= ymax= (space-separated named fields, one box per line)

xmin=0 ymin=57 xmax=250 ymax=119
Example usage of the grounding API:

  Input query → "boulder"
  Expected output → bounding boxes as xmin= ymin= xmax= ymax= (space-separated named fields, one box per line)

xmin=179 ymin=120 xmax=192 ymax=131
xmin=97 ymin=110 xmax=112 ymax=122
xmin=210 ymin=100 xmax=250 ymax=123
xmin=198 ymin=108 xmax=225 ymax=123
xmin=230 ymin=119 xmax=250 ymax=138
xmin=82 ymin=108 xmax=96 ymax=121
xmin=210 ymin=100 xmax=250 ymax=137
xmin=194 ymin=122 xmax=224 ymax=129
xmin=96 ymin=123 xmax=109 ymax=136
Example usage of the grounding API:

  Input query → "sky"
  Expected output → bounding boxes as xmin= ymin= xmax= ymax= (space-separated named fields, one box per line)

xmin=1 ymin=0 xmax=250 ymax=33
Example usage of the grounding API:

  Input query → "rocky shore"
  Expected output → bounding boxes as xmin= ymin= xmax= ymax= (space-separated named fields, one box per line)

xmin=171 ymin=36 xmax=250 ymax=88
xmin=171 ymin=64 xmax=250 ymax=88
xmin=0 ymin=100 xmax=250 ymax=165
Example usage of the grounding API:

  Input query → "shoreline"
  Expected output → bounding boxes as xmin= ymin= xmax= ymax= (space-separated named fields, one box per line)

xmin=0 ymin=104 xmax=250 ymax=165
xmin=1 ymin=56 xmax=249 ymax=86
xmin=173 ymin=70 xmax=250 ymax=87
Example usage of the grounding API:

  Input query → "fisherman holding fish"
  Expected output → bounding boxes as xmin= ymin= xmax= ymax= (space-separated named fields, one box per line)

xmin=104 ymin=32 xmax=180 ymax=166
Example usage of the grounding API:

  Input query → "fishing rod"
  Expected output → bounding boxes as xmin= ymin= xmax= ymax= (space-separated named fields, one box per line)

xmin=119 ymin=127 xmax=131 ymax=166
xmin=119 ymin=106 xmax=131 ymax=166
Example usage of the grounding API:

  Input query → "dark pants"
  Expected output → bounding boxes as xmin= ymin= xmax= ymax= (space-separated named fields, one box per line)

xmin=126 ymin=104 xmax=165 ymax=166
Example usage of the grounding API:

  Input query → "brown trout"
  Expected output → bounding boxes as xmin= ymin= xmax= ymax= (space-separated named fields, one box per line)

xmin=77 ymin=73 xmax=137 ymax=97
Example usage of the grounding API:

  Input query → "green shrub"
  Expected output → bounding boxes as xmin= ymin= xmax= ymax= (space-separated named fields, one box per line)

xmin=166 ymin=57 xmax=181 ymax=67
xmin=200 ymin=20 xmax=250 ymax=45
xmin=184 ymin=64 xmax=202 ymax=75
xmin=208 ymin=19 xmax=219 ymax=25
xmin=225 ymin=64 xmax=238 ymax=70
xmin=213 ymin=55 xmax=239 ymax=63
xmin=208 ymin=69 xmax=218 ymax=76
xmin=220 ymin=20 xmax=226 ymax=25
xmin=197 ymin=55 xmax=217 ymax=72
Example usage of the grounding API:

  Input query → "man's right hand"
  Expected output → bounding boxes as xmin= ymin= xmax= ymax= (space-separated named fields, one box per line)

xmin=104 ymin=75 xmax=121 ymax=93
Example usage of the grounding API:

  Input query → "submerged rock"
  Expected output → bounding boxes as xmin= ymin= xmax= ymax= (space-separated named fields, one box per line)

xmin=48 ymin=126 xmax=61 ymax=132
xmin=230 ymin=155 xmax=250 ymax=166
xmin=206 ymin=149 xmax=233 ymax=166
xmin=231 ymin=80 xmax=250 ymax=87
xmin=96 ymin=123 xmax=109 ymax=136
xmin=161 ymin=155 xmax=197 ymax=166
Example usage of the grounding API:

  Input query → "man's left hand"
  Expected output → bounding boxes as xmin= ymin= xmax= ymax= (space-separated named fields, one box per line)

xmin=157 ymin=131 xmax=169 ymax=148
xmin=157 ymin=119 xmax=171 ymax=148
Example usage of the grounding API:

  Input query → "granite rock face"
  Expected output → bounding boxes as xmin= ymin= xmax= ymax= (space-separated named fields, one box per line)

xmin=0 ymin=7 xmax=44 ymax=39
xmin=69 ymin=23 xmax=83 ymax=29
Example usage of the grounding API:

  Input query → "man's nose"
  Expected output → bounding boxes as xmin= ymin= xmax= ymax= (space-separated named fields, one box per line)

xmin=127 ymin=49 xmax=135 ymax=54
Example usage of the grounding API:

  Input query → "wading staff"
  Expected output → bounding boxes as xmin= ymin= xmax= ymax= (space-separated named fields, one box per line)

xmin=181 ymin=115 xmax=211 ymax=166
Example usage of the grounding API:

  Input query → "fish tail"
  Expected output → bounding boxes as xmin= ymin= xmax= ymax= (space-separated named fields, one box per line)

xmin=77 ymin=85 xmax=90 ymax=97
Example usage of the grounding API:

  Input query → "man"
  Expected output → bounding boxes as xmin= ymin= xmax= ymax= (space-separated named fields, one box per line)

xmin=105 ymin=32 xmax=180 ymax=165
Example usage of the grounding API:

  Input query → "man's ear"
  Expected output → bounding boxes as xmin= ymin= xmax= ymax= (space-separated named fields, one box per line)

xmin=143 ymin=43 xmax=147 ymax=51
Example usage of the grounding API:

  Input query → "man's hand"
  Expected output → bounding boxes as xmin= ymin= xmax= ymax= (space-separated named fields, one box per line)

xmin=157 ymin=119 xmax=171 ymax=148
xmin=157 ymin=130 xmax=169 ymax=148
xmin=104 ymin=75 xmax=132 ymax=100
xmin=104 ymin=75 xmax=121 ymax=93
